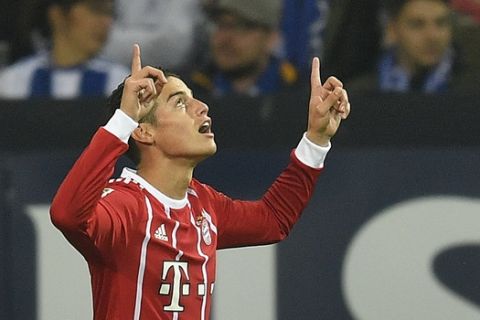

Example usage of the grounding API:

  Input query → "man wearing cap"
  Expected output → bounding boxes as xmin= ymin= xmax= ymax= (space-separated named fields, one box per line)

xmin=0 ymin=0 xmax=129 ymax=99
xmin=188 ymin=0 xmax=299 ymax=97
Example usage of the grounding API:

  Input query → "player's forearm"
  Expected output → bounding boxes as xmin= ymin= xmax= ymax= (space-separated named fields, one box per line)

xmin=50 ymin=129 xmax=127 ymax=233
xmin=50 ymin=110 xmax=136 ymax=233
xmin=259 ymin=135 xmax=329 ymax=237
xmin=217 ymin=136 xmax=328 ymax=248
xmin=260 ymin=150 xmax=323 ymax=238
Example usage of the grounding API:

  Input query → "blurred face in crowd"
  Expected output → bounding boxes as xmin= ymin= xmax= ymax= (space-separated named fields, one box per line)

xmin=210 ymin=13 xmax=278 ymax=77
xmin=388 ymin=0 xmax=453 ymax=70
xmin=49 ymin=0 xmax=114 ymax=61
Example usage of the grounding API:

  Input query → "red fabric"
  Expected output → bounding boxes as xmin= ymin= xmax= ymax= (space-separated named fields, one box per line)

xmin=50 ymin=128 xmax=323 ymax=319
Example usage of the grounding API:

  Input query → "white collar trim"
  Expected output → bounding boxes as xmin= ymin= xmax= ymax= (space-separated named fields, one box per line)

xmin=120 ymin=168 xmax=188 ymax=209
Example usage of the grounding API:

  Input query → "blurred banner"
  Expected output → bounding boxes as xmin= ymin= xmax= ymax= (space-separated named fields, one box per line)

xmin=1 ymin=93 xmax=480 ymax=319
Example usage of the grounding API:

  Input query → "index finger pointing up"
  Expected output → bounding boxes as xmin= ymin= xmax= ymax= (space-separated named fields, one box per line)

xmin=131 ymin=44 xmax=142 ymax=75
xmin=310 ymin=57 xmax=322 ymax=89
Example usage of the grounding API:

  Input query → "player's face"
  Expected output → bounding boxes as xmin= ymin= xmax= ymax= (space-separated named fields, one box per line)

xmin=391 ymin=0 xmax=452 ymax=68
xmin=150 ymin=77 xmax=217 ymax=161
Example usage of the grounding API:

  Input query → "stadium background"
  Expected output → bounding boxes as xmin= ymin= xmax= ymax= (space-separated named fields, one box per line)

xmin=1 ymin=92 xmax=480 ymax=319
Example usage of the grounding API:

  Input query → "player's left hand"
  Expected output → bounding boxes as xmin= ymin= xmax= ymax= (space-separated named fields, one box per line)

xmin=306 ymin=57 xmax=350 ymax=146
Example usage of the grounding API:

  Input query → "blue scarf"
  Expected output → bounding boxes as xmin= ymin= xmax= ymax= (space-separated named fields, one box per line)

xmin=281 ymin=0 xmax=330 ymax=74
xmin=212 ymin=57 xmax=285 ymax=97
xmin=378 ymin=48 xmax=454 ymax=93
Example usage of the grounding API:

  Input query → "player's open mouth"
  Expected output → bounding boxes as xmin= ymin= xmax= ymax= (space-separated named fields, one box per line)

xmin=198 ymin=120 xmax=212 ymax=134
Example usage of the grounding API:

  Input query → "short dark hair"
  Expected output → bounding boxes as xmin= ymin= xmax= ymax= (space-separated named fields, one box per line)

xmin=384 ymin=0 xmax=450 ymax=19
xmin=107 ymin=69 xmax=180 ymax=166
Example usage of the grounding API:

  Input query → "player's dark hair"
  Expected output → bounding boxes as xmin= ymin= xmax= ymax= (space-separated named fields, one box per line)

xmin=107 ymin=68 xmax=180 ymax=166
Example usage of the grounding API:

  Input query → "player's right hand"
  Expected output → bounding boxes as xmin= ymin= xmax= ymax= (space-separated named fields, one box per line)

xmin=120 ymin=44 xmax=168 ymax=122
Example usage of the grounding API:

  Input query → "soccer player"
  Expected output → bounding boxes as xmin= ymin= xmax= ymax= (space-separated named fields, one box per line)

xmin=50 ymin=44 xmax=350 ymax=319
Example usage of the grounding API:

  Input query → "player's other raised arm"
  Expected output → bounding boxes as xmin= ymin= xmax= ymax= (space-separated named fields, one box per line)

xmin=306 ymin=57 xmax=350 ymax=146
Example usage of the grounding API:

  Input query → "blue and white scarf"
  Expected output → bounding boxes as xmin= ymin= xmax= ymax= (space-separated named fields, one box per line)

xmin=378 ymin=47 xmax=454 ymax=93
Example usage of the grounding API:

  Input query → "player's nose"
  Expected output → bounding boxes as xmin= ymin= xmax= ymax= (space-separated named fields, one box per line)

xmin=192 ymin=98 xmax=209 ymax=116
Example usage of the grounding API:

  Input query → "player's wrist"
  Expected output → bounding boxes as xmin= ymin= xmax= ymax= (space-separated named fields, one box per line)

xmin=104 ymin=109 xmax=139 ymax=143
xmin=295 ymin=133 xmax=331 ymax=168
xmin=306 ymin=131 xmax=330 ymax=147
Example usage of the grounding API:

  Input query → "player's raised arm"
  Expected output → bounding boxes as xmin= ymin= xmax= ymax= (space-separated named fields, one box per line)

xmin=306 ymin=57 xmax=350 ymax=146
xmin=120 ymin=44 xmax=167 ymax=122
xmin=50 ymin=44 xmax=169 ymax=258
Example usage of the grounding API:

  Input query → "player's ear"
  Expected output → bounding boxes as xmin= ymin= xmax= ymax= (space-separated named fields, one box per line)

xmin=131 ymin=123 xmax=154 ymax=145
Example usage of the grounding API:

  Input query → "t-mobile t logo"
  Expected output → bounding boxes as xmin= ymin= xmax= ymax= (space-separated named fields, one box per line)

xmin=159 ymin=261 xmax=190 ymax=312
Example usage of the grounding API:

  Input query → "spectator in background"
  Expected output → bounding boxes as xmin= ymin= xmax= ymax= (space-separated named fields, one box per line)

xmin=100 ymin=0 xmax=203 ymax=72
xmin=2 ymin=0 xmax=38 ymax=67
xmin=451 ymin=0 xmax=480 ymax=24
xmin=280 ymin=0 xmax=331 ymax=75
xmin=0 ymin=0 xmax=16 ymax=66
xmin=450 ymin=0 xmax=480 ymax=75
xmin=281 ymin=0 xmax=383 ymax=82
xmin=348 ymin=0 xmax=478 ymax=94
xmin=0 ymin=0 xmax=129 ymax=99
xmin=187 ymin=0 xmax=299 ymax=97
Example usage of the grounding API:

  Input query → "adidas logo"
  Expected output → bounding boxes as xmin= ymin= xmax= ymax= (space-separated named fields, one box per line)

xmin=154 ymin=224 xmax=168 ymax=241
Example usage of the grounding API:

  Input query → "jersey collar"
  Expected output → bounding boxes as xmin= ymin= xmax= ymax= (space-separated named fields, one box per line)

xmin=120 ymin=168 xmax=188 ymax=209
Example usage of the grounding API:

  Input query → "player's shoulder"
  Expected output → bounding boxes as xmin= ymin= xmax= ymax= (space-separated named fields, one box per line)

xmin=189 ymin=178 xmax=209 ymax=194
xmin=100 ymin=177 xmax=145 ymax=206
xmin=189 ymin=178 xmax=226 ymax=199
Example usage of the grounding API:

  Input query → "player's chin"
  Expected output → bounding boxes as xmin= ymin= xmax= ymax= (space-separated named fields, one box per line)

xmin=199 ymin=142 xmax=218 ymax=157
xmin=206 ymin=143 xmax=217 ymax=156
xmin=193 ymin=146 xmax=217 ymax=163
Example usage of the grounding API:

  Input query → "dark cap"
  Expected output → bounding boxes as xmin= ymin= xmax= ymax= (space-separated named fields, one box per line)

xmin=209 ymin=0 xmax=282 ymax=29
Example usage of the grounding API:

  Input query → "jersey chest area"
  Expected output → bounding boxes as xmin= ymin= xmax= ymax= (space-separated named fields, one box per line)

xmin=139 ymin=193 xmax=218 ymax=301
xmin=145 ymin=195 xmax=217 ymax=257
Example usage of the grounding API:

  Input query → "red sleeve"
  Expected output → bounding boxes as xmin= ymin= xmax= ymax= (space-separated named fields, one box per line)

xmin=211 ymin=150 xmax=323 ymax=249
xmin=50 ymin=128 xmax=131 ymax=262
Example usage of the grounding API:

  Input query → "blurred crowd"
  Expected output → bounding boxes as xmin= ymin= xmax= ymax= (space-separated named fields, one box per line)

xmin=0 ymin=0 xmax=479 ymax=100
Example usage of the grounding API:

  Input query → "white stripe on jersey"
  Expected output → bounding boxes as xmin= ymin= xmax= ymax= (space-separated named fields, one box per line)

xmin=189 ymin=209 xmax=210 ymax=320
xmin=165 ymin=205 xmax=172 ymax=220
xmin=187 ymin=188 xmax=198 ymax=197
xmin=133 ymin=196 xmax=154 ymax=320
xmin=168 ymin=206 xmax=183 ymax=320
xmin=166 ymin=206 xmax=184 ymax=260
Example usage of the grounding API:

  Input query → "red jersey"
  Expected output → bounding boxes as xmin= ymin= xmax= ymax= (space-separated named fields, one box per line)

xmin=50 ymin=110 xmax=328 ymax=320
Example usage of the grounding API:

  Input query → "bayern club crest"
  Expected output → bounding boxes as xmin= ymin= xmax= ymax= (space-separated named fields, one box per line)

xmin=201 ymin=219 xmax=212 ymax=246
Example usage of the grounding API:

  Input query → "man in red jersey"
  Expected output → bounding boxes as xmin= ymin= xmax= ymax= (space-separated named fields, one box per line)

xmin=50 ymin=44 xmax=350 ymax=319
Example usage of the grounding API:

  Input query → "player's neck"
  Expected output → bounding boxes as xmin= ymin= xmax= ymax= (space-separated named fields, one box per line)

xmin=137 ymin=159 xmax=194 ymax=200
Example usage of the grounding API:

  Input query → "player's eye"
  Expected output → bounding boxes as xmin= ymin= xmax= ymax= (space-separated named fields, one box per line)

xmin=176 ymin=98 xmax=187 ymax=109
